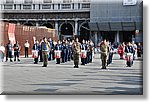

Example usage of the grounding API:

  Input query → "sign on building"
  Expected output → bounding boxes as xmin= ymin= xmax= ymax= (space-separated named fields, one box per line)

xmin=123 ymin=0 xmax=137 ymax=5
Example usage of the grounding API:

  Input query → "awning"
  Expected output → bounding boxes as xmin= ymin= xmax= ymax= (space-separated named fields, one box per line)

xmin=88 ymin=22 xmax=142 ymax=31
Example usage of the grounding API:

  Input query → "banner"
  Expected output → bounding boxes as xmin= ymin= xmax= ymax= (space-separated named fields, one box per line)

xmin=123 ymin=0 xmax=137 ymax=5
xmin=8 ymin=23 xmax=16 ymax=45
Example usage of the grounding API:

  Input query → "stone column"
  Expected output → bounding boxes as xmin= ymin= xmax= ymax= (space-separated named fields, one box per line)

xmin=115 ymin=31 xmax=119 ymax=43
xmin=95 ymin=32 xmax=98 ymax=45
xmin=55 ymin=21 xmax=59 ymax=39
xmin=36 ymin=22 xmax=39 ymax=27
xmin=74 ymin=20 xmax=78 ymax=36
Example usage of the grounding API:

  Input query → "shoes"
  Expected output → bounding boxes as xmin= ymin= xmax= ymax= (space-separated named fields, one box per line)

xmin=18 ymin=59 xmax=20 ymax=62
xmin=74 ymin=65 xmax=79 ymax=68
xmin=101 ymin=66 xmax=107 ymax=69
xmin=42 ymin=65 xmax=47 ymax=67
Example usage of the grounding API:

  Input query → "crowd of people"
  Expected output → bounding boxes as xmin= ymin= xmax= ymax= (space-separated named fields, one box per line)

xmin=0 ymin=37 xmax=143 ymax=69
xmin=98 ymin=39 xmax=143 ymax=69
xmin=31 ymin=37 xmax=94 ymax=68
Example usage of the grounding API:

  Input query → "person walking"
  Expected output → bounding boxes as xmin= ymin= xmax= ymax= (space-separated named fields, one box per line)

xmin=73 ymin=38 xmax=81 ymax=68
xmin=100 ymin=39 xmax=110 ymax=69
xmin=24 ymin=40 xmax=30 ymax=58
xmin=6 ymin=40 xmax=13 ymax=62
xmin=41 ymin=37 xmax=50 ymax=67
xmin=13 ymin=41 xmax=21 ymax=62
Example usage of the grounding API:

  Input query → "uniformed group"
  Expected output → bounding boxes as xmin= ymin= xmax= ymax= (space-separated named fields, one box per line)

xmin=5 ymin=40 xmax=21 ymax=62
xmin=2 ymin=38 xmax=142 ymax=69
xmin=32 ymin=37 xmax=94 ymax=68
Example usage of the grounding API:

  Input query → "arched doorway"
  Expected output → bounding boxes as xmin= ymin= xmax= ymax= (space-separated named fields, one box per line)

xmin=24 ymin=22 xmax=34 ymax=26
xmin=79 ymin=22 xmax=90 ymax=42
xmin=60 ymin=23 xmax=73 ymax=40
xmin=42 ymin=23 xmax=54 ymax=29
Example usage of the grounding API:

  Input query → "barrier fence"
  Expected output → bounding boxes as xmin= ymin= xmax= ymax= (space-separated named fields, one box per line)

xmin=0 ymin=22 xmax=58 ymax=55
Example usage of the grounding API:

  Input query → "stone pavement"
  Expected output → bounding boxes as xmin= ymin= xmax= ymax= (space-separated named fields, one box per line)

xmin=1 ymin=54 xmax=143 ymax=95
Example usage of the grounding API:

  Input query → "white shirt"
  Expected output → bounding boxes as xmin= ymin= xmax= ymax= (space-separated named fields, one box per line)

xmin=0 ymin=46 xmax=5 ymax=53
xmin=24 ymin=42 xmax=30 ymax=48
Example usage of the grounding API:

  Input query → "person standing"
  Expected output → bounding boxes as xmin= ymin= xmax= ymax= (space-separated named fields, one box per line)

xmin=132 ymin=41 xmax=137 ymax=60
xmin=86 ymin=41 xmax=90 ymax=64
xmin=81 ymin=40 xmax=87 ymax=65
xmin=100 ymin=39 xmax=110 ymax=69
xmin=41 ymin=37 xmax=50 ymax=67
xmin=24 ymin=40 xmax=30 ymax=58
xmin=137 ymin=42 xmax=142 ymax=59
xmin=55 ymin=40 xmax=62 ymax=64
xmin=73 ymin=38 xmax=81 ymax=68
xmin=6 ymin=40 xmax=13 ymax=62
xmin=39 ymin=39 xmax=43 ymax=62
xmin=13 ymin=41 xmax=21 ymax=62
xmin=65 ymin=40 xmax=69 ymax=62
xmin=107 ymin=42 xmax=114 ymax=65
xmin=118 ymin=42 xmax=125 ymax=59
xmin=48 ymin=38 xmax=54 ymax=61
xmin=61 ymin=41 xmax=66 ymax=63
xmin=33 ymin=40 xmax=40 ymax=64
xmin=0 ymin=43 xmax=5 ymax=62
xmin=68 ymin=39 xmax=72 ymax=61
xmin=89 ymin=40 xmax=94 ymax=63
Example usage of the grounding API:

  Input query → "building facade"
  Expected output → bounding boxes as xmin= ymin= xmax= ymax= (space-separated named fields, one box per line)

xmin=0 ymin=0 xmax=91 ymax=41
xmin=0 ymin=0 xmax=143 ymax=45
xmin=89 ymin=0 xmax=143 ymax=45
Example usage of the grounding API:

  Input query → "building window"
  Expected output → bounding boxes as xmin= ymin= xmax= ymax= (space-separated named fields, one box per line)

xmin=24 ymin=0 xmax=33 ymax=4
xmin=61 ymin=4 xmax=71 ymax=9
xmin=82 ymin=3 xmax=90 ymax=9
xmin=82 ymin=0 xmax=90 ymax=2
xmin=63 ymin=0 xmax=72 ymax=3
xmin=6 ymin=0 xmax=14 ymax=4
xmin=72 ymin=3 xmax=74 ymax=9
xmin=43 ymin=0 xmax=52 ymax=3
xmin=42 ymin=4 xmax=51 ymax=9
xmin=14 ymin=4 xmax=16 ymax=9
xmin=23 ymin=4 xmax=32 ymax=9
xmin=4 ymin=5 xmax=13 ymax=9
xmin=78 ymin=3 xmax=80 ymax=9
xmin=33 ymin=4 xmax=35 ymax=9
xmin=58 ymin=4 xmax=60 ymax=9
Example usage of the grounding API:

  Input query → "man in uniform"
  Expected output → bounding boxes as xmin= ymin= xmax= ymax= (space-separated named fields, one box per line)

xmin=100 ymin=39 xmax=110 ymax=69
xmin=55 ymin=40 xmax=62 ymax=64
xmin=13 ymin=41 xmax=21 ymax=62
xmin=48 ymin=38 xmax=54 ymax=61
xmin=6 ymin=40 xmax=13 ymax=62
xmin=41 ymin=37 xmax=50 ymax=67
xmin=81 ymin=39 xmax=87 ymax=65
xmin=73 ymin=38 xmax=81 ymax=68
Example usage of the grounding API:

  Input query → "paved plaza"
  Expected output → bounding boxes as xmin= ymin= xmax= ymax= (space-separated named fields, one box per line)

xmin=1 ymin=54 xmax=143 ymax=95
